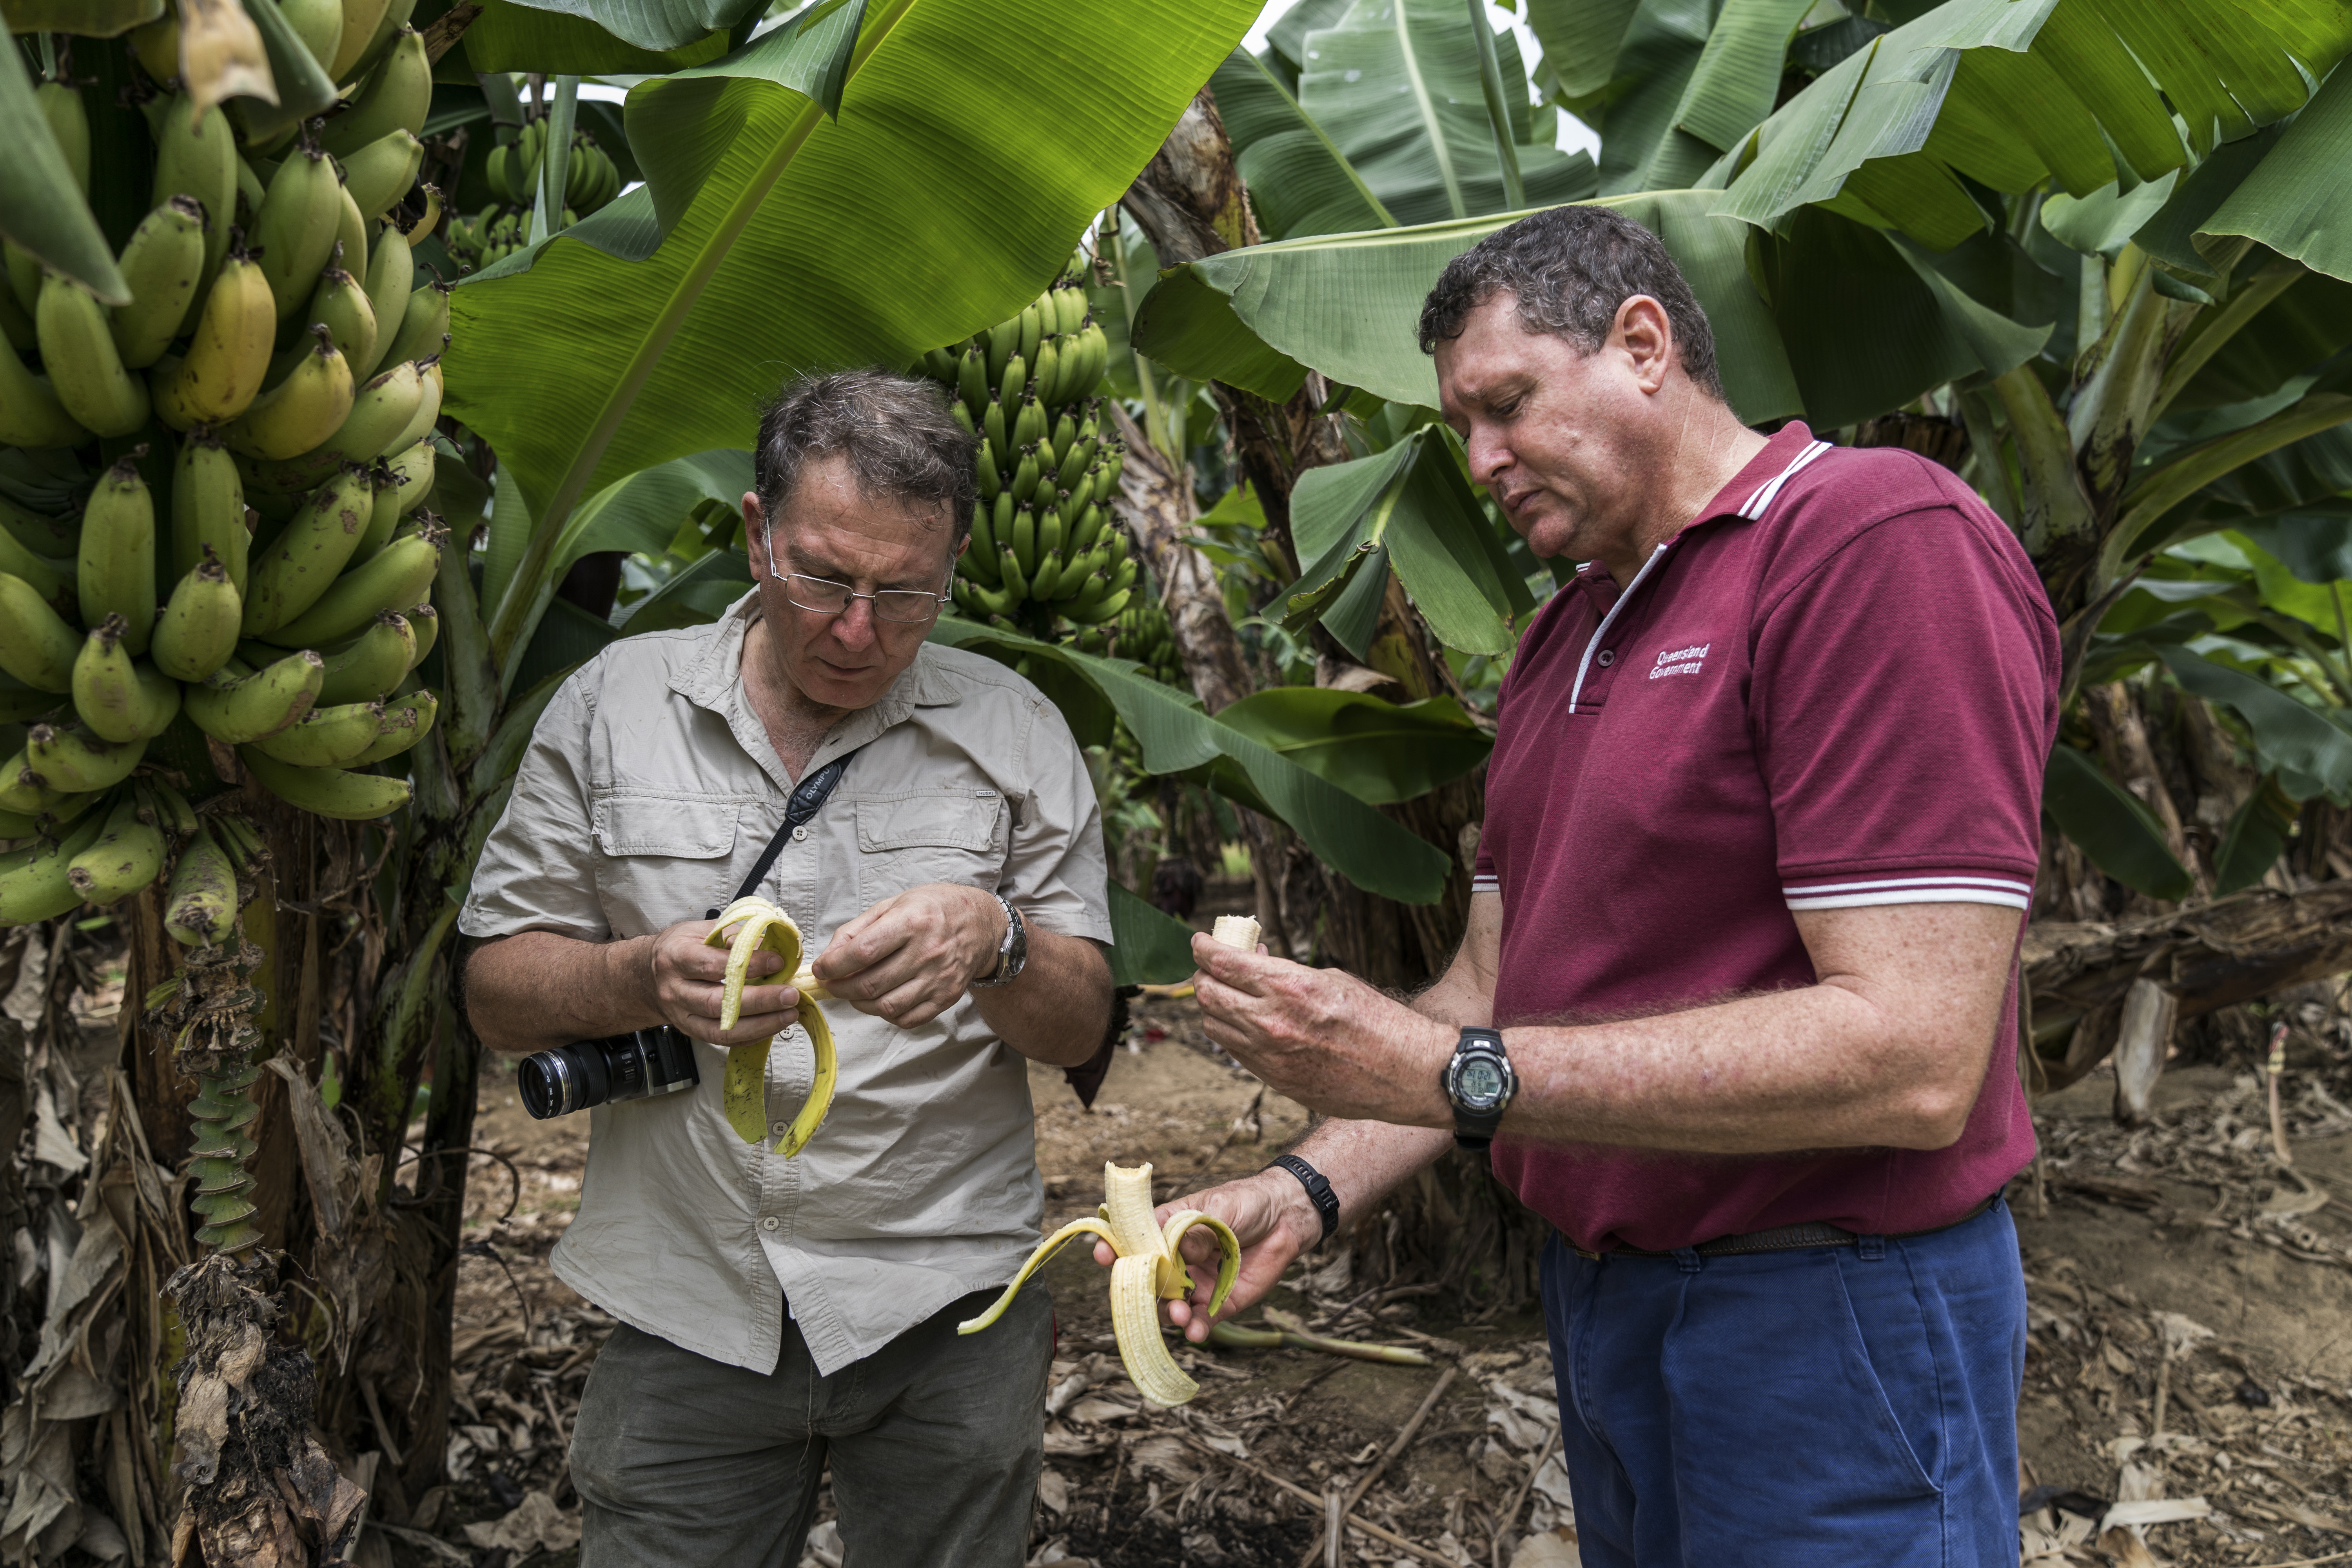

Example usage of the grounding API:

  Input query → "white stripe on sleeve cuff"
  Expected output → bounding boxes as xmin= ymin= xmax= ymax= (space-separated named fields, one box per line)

xmin=1471 ymin=875 xmax=1501 ymax=894
xmin=1782 ymin=873 xmax=2031 ymax=913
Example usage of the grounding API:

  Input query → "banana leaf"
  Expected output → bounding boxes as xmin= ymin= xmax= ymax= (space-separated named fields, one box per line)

xmin=2159 ymin=643 xmax=2352 ymax=802
xmin=1131 ymin=191 xmax=1803 ymax=423
xmin=499 ymin=0 xmax=768 ymax=51
xmin=457 ymin=0 xmax=735 ymax=71
xmin=1209 ymin=49 xmax=1397 ymax=240
xmin=2212 ymin=773 xmax=2298 ymax=895
xmin=4 ymin=0 xmax=163 ymax=33
xmin=449 ymin=0 xmax=1259 ymax=684
xmin=1525 ymin=0 xmax=1642 ymax=111
xmin=2198 ymin=60 xmax=2352 ymax=285
xmin=1105 ymin=879 xmax=1200 ymax=985
xmin=2041 ymin=745 xmax=2194 ymax=901
xmin=0 ymin=33 xmax=129 ymax=303
xmin=928 ymin=618 xmax=1454 ymax=904
xmin=1588 ymin=0 xmax=1816 ymax=196
xmin=1290 ymin=0 xmax=1596 ymax=227
xmin=1210 ymin=688 xmax=1490 ymax=805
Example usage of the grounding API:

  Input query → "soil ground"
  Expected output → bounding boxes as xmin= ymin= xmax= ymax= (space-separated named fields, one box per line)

xmin=407 ymin=1000 xmax=2352 ymax=1568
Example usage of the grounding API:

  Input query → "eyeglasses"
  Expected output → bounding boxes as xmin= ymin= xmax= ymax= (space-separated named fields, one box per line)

xmin=777 ymin=572 xmax=950 ymax=624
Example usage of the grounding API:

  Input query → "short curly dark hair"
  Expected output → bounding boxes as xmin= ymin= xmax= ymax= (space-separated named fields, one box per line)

xmin=753 ymin=368 xmax=978 ymax=542
xmin=1417 ymin=206 xmax=1723 ymax=400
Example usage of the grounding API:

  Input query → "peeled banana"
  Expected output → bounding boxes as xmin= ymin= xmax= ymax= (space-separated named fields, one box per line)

xmin=958 ymin=1161 xmax=1240 ymax=1408
xmin=704 ymin=895 xmax=838 ymax=1156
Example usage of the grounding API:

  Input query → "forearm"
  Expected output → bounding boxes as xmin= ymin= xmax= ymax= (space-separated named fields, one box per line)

xmin=465 ymin=931 xmax=659 ymax=1056
xmin=970 ymin=928 xmax=1112 ymax=1068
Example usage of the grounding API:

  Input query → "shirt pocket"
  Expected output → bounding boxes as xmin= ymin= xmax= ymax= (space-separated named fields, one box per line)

xmin=590 ymin=791 xmax=741 ymax=925
xmin=854 ymin=789 xmax=1007 ymax=907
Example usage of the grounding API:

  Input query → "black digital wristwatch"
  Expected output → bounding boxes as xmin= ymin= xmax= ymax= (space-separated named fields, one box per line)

xmin=1443 ymin=1027 xmax=1517 ymax=1150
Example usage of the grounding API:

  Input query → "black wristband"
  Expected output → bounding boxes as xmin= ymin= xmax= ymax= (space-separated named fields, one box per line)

xmin=1265 ymin=1154 xmax=1339 ymax=1247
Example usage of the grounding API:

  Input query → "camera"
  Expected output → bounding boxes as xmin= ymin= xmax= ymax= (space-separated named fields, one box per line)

xmin=518 ymin=1025 xmax=700 ymax=1119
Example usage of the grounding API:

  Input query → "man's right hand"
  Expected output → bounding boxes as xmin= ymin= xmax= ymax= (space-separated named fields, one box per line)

xmin=647 ymin=920 xmax=799 ymax=1047
xmin=1091 ymin=1167 xmax=1324 ymax=1342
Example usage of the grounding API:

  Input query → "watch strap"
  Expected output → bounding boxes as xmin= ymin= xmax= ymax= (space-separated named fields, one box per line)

xmin=1266 ymin=1154 xmax=1339 ymax=1246
xmin=1448 ymin=1026 xmax=1509 ymax=1152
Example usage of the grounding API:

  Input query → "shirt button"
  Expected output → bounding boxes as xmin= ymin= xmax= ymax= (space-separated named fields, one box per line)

xmin=791 ymin=826 xmax=809 ymax=842
xmin=1596 ymin=649 xmax=1615 ymax=667
xmin=759 ymin=1216 xmax=779 ymax=1233
xmin=770 ymin=1120 xmax=791 ymax=1136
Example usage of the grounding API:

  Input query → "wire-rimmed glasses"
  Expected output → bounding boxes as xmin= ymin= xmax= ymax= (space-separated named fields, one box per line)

xmin=775 ymin=572 xmax=951 ymax=624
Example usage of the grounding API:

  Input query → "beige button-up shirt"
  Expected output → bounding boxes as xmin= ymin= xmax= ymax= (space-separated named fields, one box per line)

xmin=458 ymin=591 xmax=1112 ymax=1375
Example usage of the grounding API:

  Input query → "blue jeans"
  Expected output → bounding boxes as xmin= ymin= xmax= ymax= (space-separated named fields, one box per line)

xmin=1540 ymin=1196 xmax=2025 ymax=1567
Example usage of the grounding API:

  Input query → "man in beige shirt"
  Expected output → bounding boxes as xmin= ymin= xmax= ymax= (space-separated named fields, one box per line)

xmin=461 ymin=369 xmax=1116 ymax=1566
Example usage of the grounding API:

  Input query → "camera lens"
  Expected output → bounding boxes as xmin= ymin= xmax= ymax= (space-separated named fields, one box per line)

xmin=518 ymin=1042 xmax=613 ymax=1118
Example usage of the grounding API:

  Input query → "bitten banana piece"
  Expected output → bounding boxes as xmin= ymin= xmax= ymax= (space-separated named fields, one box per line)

xmin=704 ymin=895 xmax=838 ymax=1156
xmin=163 ymin=825 xmax=240 ymax=946
xmin=236 ymin=747 xmax=412 ymax=819
xmin=67 ymin=793 xmax=167 ymax=906
xmin=78 ymin=454 xmax=158 ymax=655
xmin=72 ymin=617 xmax=181 ymax=742
xmin=1212 ymin=915 xmax=1261 ymax=951
xmin=110 ymin=197 xmax=209 ymax=368
xmin=0 ymin=573 xmax=81 ymax=692
xmin=185 ymin=650 xmax=324 ymax=743
xmin=958 ymin=1162 xmax=1239 ymax=1407
xmin=36 ymin=272 xmax=149 ymax=437
xmin=153 ymin=556 xmax=243 ymax=682
xmin=241 ymin=464 xmax=375 ymax=635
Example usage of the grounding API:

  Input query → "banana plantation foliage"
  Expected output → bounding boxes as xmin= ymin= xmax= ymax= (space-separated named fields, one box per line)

xmin=0 ymin=0 xmax=2347 ymax=1558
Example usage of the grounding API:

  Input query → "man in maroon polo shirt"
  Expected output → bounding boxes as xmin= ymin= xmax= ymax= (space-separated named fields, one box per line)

xmin=1121 ymin=206 xmax=2059 ymax=1564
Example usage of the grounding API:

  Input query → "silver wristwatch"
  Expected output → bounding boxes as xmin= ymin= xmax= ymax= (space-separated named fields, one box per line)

xmin=973 ymin=893 xmax=1027 ymax=989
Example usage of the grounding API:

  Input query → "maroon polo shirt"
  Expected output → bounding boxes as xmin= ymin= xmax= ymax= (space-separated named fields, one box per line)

xmin=1474 ymin=422 xmax=2059 ymax=1252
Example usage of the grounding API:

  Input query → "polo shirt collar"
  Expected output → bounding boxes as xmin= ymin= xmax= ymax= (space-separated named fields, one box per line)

xmin=1689 ymin=420 xmax=1826 ymax=530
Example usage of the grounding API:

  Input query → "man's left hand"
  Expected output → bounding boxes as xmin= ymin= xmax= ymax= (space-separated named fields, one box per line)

xmin=1191 ymin=933 xmax=1452 ymax=1125
xmin=813 ymin=884 xmax=1001 ymax=1028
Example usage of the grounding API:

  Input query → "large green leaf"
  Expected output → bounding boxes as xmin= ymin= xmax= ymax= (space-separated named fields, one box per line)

xmin=1294 ymin=0 xmax=1595 ymax=226
xmin=1105 ymin=879 xmax=1201 ymax=985
xmin=1592 ymin=0 xmax=1816 ymax=196
xmin=1210 ymin=48 xmax=1397 ymax=239
xmin=928 ymin=618 xmax=1454 ymax=903
xmin=1133 ymin=191 xmax=1803 ymax=422
xmin=1713 ymin=0 xmax=2352 ymax=250
xmin=458 ymin=0 xmax=734 ymax=71
xmin=2198 ymin=60 xmax=2352 ymax=286
xmin=448 ymin=0 xmax=1258 ymax=673
xmin=2212 ymin=774 xmax=2298 ymax=895
xmin=1211 ymin=688 xmax=1490 ymax=804
xmin=2160 ymin=642 xmax=2352 ymax=801
xmin=0 ymin=38 xmax=127 ymax=304
xmin=501 ymin=0 xmax=764 ymax=51
xmin=2042 ymin=744 xmax=2194 ymax=900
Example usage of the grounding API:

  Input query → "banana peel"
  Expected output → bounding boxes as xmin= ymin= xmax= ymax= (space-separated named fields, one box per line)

xmin=958 ymin=1161 xmax=1240 ymax=1407
xmin=706 ymin=895 xmax=835 ymax=1156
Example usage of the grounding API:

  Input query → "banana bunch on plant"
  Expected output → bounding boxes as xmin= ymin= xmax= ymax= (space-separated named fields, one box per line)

xmin=1071 ymin=601 xmax=1184 ymax=686
xmin=0 ymin=25 xmax=452 ymax=927
xmin=915 ymin=255 xmax=1130 ymax=638
xmin=485 ymin=116 xmax=621 ymax=217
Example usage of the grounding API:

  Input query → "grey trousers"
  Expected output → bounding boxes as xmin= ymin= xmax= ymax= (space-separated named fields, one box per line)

xmin=570 ymin=1283 xmax=1053 ymax=1568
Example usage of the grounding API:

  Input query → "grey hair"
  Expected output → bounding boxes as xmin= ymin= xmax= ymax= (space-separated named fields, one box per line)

xmin=1416 ymin=205 xmax=1724 ymax=400
xmin=752 ymin=368 xmax=978 ymax=541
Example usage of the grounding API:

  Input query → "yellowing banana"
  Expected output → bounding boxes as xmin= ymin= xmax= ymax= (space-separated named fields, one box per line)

xmin=221 ymin=325 xmax=353 ymax=460
xmin=704 ymin=895 xmax=837 ymax=1156
xmin=158 ymin=244 xmax=275 ymax=428
xmin=958 ymin=1162 xmax=1240 ymax=1408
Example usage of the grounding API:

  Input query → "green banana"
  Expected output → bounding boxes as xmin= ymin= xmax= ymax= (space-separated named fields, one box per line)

xmin=395 ymin=354 xmax=442 ymax=450
xmin=350 ymin=461 xmax=401 ymax=562
xmin=356 ymin=218 xmax=414 ymax=376
xmin=279 ymin=0 xmax=344 ymax=74
xmin=405 ymin=601 xmax=437 ymax=667
xmin=221 ymin=326 xmax=354 ymax=459
xmin=237 ymin=747 xmax=412 ymax=820
xmin=185 ymin=650 xmax=324 ymax=743
xmin=148 ymin=778 xmax=200 ymax=836
xmin=318 ymin=610 xmax=414 ymax=703
xmin=982 ymin=396 xmax=1007 ymax=456
xmin=0 ymin=811 xmax=109 ymax=924
xmin=78 ymin=454 xmax=158 ymax=656
xmin=957 ymin=345 xmax=987 ymax=420
xmin=24 ymin=724 xmax=147 ymax=795
xmin=1055 ymin=435 xmax=1098 ymax=494
xmin=242 ymin=465 xmax=376 ymax=635
xmin=157 ymin=242 xmax=276 ymax=429
xmin=163 ymin=825 xmax=240 ymax=946
xmin=323 ymin=27 xmax=431 ymax=157
xmin=66 ymin=793 xmax=167 ymax=907
xmin=382 ymin=436 xmax=434 ymax=515
xmin=1009 ymin=446 xmax=1040 ymax=505
xmin=1010 ymin=505 xmax=1038 ymax=579
xmin=154 ymin=555 xmax=244 ymax=682
xmin=0 ymin=327 xmax=88 ymax=448
xmin=1049 ymin=411 xmax=1077 ymax=462
xmin=234 ymin=156 xmax=265 ymax=224
xmin=73 ymin=618 xmax=182 ymax=743
xmin=997 ymin=543 xmax=1027 ymax=606
xmin=285 ymin=263 xmax=378 ymax=381
xmin=331 ymin=0 xmax=397 ymax=78
xmin=348 ymin=688 xmax=433 ymax=763
xmin=340 ymin=0 xmax=414 ymax=81
xmin=111 ymin=198 xmax=210 ymax=369
xmin=338 ymin=128 xmax=423 ymax=221
xmin=998 ymin=353 xmax=1026 ymax=410
xmin=1030 ymin=550 xmax=1065 ymax=601
xmin=1013 ymin=396 xmax=1046 ymax=451
xmin=985 ymin=316 xmax=1018 ymax=388
xmin=0 ymin=495 xmax=75 ymax=558
xmin=976 ymin=440 xmax=1002 ymax=503
xmin=1063 ymin=588 xmax=1131 ymax=625
xmin=377 ymin=279 xmax=449 ymax=374
xmin=1031 ymin=337 xmax=1062 ymax=410
xmin=0 ymin=521 xmax=70 ymax=618
xmin=172 ymin=428 xmax=250 ymax=592
xmin=36 ymin=81 xmax=88 ymax=194
xmin=1018 ymin=300 xmax=1043 ymax=369
xmin=0 ymin=573 xmax=80 ymax=693
xmin=262 ymin=523 xmax=442 ymax=648
xmin=1038 ymin=499 xmax=1065 ymax=559
xmin=250 ymin=698 xmax=386 ymax=767
xmin=253 ymin=146 xmax=342 ymax=321
xmin=36 ymin=272 xmax=150 ymax=437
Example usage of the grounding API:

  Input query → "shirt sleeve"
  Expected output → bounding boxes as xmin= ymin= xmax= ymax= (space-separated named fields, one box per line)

xmin=1001 ymin=693 xmax=1115 ymax=944
xmin=1750 ymin=504 xmax=2059 ymax=913
xmin=457 ymin=668 xmax=609 ymax=942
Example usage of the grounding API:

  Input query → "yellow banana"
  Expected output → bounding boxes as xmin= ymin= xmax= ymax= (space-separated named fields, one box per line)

xmin=704 ymin=895 xmax=837 ymax=1156
xmin=158 ymin=243 xmax=275 ymax=428
xmin=321 ymin=27 xmax=430 ymax=157
xmin=110 ymin=197 xmax=210 ymax=368
xmin=252 ymin=145 xmax=341 ymax=321
xmin=267 ymin=263 xmax=377 ymax=385
xmin=220 ymin=326 xmax=354 ymax=460
xmin=958 ymin=1162 xmax=1240 ymax=1408
xmin=36 ymin=272 xmax=149 ymax=437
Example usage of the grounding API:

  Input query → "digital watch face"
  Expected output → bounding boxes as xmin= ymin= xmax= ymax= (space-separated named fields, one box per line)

xmin=1456 ymin=1056 xmax=1504 ymax=1109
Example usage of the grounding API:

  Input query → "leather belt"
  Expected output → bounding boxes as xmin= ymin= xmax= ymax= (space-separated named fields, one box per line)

xmin=1572 ymin=1194 xmax=1998 ymax=1261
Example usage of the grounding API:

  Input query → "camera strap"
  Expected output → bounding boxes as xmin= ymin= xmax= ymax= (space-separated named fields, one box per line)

xmin=704 ymin=748 xmax=863 ymax=920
